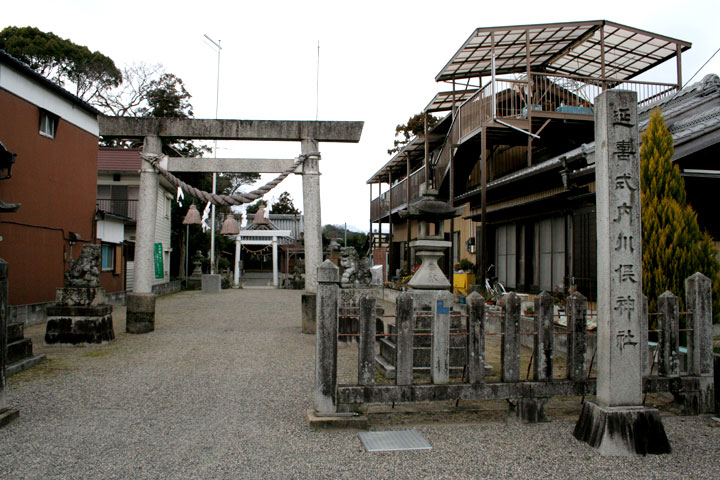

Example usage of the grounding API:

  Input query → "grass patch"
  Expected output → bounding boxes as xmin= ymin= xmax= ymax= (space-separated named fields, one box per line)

xmin=83 ymin=349 xmax=113 ymax=358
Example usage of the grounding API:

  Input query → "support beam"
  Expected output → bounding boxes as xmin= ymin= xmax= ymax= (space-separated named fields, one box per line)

xmin=99 ymin=117 xmax=363 ymax=142
xmin=167 ymin=157 xmax=300 ymax=173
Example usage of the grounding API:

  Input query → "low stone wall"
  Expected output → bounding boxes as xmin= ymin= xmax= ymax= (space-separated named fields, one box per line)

xmin=10 ymin=281 xmax=182 ymax=325
xmin=9 ymin=302 xmax=49 ymax=326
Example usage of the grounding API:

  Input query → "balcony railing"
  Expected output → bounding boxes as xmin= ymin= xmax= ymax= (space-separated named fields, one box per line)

xmin=97 ymin=198 xmax=138 ymax=220
xmin=370 ymin=167 xmax=427 ymax=222
xmin=431 ymin=72 xmax=678 ymax=189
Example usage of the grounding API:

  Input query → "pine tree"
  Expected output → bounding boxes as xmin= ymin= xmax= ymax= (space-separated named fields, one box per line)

xmin=640 ymin=109 xmax=720 ymax=322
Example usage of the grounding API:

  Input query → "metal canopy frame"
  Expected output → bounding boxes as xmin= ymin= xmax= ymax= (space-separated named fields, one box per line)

xmin=435 ymin=20 xmax=691 ymax=83
xmin=425 ymin=89 xmax=480 ymax=113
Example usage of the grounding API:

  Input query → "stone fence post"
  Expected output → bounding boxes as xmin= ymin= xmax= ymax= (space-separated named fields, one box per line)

xmin=658 ymin=291 xmax=680 ymax=377
xmin=502 ymin=292 xmax=521 ymax=382
xmin=534 ymin=291 xmax=554 ymax=381
xmin=395 ymin=292 xmax=415 ymax=386
xmin=357 ymin=293 xmax=376 ymax=386
xmin=467 ymin=291 xmax=486 ymax=384
xmin=315 ymin=260 xmax=338 ymax=414
xmin=567 ymin=292 xmax=587 ymax=381
xmin=685 ymin=272 xmax=714 ymax=413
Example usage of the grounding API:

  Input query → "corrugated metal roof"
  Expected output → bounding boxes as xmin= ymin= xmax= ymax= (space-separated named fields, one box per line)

xmin=436 ymin=20 xmax=690 ymax=82
xmin=98 ymin=147 xmax=142 ymax=172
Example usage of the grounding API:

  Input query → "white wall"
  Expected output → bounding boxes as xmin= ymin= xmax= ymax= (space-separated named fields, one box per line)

xmin=96 ymin=217 xmax=125 ymax=244
xmin=153 ymin=189 xmax=173 ymax=284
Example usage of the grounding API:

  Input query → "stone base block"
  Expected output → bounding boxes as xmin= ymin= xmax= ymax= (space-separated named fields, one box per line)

xmin=45 ymin=309 xmax=114 ymax=344
xmin=573 ymin=401 xmax=670 ymax=455
xmin=0 ymin=408 xmax=20 ymax=429
xmin=510 ymin=397 xmax=549 ymax=423
xmin=306 ymin=409 xmax=369 ymax=430
xmin=302 ymin=293 xmax=316 ymax=334
xmin=55 ymin=287 xmax=106 ymax=306
xmin=201 ymin=274 xmax=222 ymax=294
xmin=126 ymin=293 xmax=155 ymax=334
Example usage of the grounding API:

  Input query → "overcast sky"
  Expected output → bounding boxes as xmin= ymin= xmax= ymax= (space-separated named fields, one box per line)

xmin=5 ymin=0 xmax=720 ymax=231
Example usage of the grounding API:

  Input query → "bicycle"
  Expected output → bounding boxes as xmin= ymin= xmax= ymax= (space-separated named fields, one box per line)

xmin=484 ymin=264 xmax=507 ymax=299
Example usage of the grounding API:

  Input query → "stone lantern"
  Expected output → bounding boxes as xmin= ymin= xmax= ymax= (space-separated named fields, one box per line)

xmin=400 ymin=189 xmax=464 ymax=290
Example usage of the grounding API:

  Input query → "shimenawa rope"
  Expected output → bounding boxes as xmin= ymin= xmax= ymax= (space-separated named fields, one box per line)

xmin=139 ymin=152 xmax=318 ymax=206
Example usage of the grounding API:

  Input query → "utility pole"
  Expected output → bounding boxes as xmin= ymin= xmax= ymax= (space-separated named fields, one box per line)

xmin=204 ymin=33 xmax=222 ymax=273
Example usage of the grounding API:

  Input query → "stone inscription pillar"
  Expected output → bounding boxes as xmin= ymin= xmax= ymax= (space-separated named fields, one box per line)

xmin=126 ymin=135 xmax=161 ymax=334
xmin=574 ymin=90 xmax=669 ymax=455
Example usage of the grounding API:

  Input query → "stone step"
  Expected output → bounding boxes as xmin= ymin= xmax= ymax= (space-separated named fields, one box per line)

xmin=7 ymin=322 xmax=24 ymax=343
xmin=378 ymin=337 xmax=468 ymax=368
xmin=375 ymin=354 xmax=494 ymax=380
xmin=386 ymin=324 xmax=467 ymax=348
xmin=7 ymin=354 xmax=46 ymax=376
xmin=7 ymin=338 xmax=33 ymax=364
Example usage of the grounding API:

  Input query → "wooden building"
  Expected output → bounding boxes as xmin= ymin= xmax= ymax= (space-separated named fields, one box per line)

xmin=368 ymin=20 xmax=703 ymax=301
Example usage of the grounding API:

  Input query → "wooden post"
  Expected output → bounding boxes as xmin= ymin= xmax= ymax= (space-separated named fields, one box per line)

xmin=567 ymin=292 xmax=587 ymax=381
xmin=315 ymin=260 xmax=339 ymax=414
xmin=534 ymin=291 xmax=554 ymax=381
xmin=502 ymin=292 xmax=521 ymax=382
xmin=358 ymin=292 xmax=376 ymax=385
xmin=396 ymin=292 xmax=415 ymax=385
xmin=432 ymin=291 xmax=453 ymax=385
xmin=658 ymin=291 xmax=680 ymax=377
xmin=467 ymin=291 xmax=486 ymax=384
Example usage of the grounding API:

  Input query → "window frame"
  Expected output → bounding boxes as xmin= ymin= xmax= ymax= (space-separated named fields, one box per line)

xmin=39 ymin=109 xmax=59 ymax=139
xmin=101 ymin=243 xmax=115 ymax=271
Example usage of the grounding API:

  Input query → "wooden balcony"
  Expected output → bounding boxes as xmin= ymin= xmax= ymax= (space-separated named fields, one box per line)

xmin=97 ymin=198 xmax=138 ymax=220
xmin=370 ymin=166 xmax=427 ymax=222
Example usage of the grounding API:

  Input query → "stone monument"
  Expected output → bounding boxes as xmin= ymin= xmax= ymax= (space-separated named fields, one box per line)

xmin=45 ymin=244 xmax=115 ymax=344
xmin=573 ymin=90 xmax=670 ymax=455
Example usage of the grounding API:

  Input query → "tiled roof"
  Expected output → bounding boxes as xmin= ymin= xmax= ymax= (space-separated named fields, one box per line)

xmin=98 ymin=147 xmax=142 ymax=172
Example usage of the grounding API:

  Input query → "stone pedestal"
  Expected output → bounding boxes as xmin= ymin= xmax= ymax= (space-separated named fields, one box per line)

xmin=46 ymin=305 xmax=114 ymax=344
xmin=45 ymin=287 xmax=114 ymax=344
xmin=201 ymin=274 xmax=222 ymax=294
xmin=573 ymin=402 xmax=670 ymax=455
xmin=126 ymin=292 xmax=155 ymax=334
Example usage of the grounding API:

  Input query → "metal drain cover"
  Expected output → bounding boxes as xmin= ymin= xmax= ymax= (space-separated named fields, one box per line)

xmin=358 ymin=430 xmax=432 ymax=452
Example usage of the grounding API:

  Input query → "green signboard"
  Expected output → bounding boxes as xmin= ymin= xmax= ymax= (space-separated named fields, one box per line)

xmin=154 ymin=243 xmax=164 ymax=279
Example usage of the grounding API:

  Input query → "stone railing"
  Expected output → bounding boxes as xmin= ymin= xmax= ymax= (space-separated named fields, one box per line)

xmin=313 ymin=261 xmax=715 ymax=421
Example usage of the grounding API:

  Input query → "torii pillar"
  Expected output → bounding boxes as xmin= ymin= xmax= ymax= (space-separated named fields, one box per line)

xmin=126 ymin=135 xmax=162 ymax=333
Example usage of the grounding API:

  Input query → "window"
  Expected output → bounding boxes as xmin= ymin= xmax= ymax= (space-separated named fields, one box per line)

xmin=39 ymin=109 xmax=58 ymax=138
xmin=534 ymin=217 xmax=566 ymax=291
xmin=496 ymin=224 xmax=517 ymax=288
xmin=101 ymin=244 xmax=115 ymax=271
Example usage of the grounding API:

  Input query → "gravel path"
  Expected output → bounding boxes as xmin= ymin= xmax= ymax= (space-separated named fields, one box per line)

xmin=1 ymin=289 xmax=718 ymax=479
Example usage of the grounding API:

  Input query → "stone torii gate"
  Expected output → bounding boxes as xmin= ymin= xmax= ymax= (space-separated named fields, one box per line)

xmin=98 ymin=117 xmax=363 ymax=332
